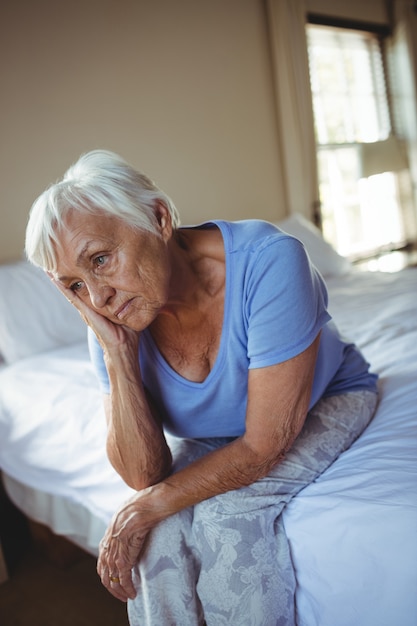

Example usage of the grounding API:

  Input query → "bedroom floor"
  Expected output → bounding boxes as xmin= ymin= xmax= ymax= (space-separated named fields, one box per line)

xmin=0 ymin=485 xmax=129 ymax=626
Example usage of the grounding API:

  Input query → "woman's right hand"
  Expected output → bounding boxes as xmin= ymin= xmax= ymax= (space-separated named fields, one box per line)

xmin=48 ymin=273 xmax=139 ymax=353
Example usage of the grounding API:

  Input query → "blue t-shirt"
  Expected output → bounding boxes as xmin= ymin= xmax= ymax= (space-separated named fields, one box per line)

xmin=88 ymin=220 xmax=378 ymax=438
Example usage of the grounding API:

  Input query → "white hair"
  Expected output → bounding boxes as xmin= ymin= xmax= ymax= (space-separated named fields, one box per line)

xmin=25 ymin=149 xmax=181 ymax=270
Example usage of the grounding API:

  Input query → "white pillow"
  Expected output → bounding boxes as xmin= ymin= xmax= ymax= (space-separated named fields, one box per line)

xmin=0 ymin=261 xmax=87 ymax=364
xmin=276 ymin=213 xmax=351 ymax=277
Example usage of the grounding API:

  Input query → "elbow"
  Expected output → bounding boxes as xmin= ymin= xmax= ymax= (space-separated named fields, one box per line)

xmin=249 ymin=404 xmax=308 ymax=455
xmin=122 ymin=471 xmax=170 ymax=492
xmin=106 ymin=437 xmax=172 ymax=491
xmin=241 ymin=419 xmax=305 ymax=477
xmin=236 ymin=437 xmax=285 ymax=483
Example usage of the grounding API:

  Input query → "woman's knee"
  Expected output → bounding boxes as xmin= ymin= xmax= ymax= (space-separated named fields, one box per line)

xmin=139 ymin=505 xmax=195 ymax=571
xmin=281 ymin=390 xmax=378 ymax=476
xmin=307 ymin=390 xmax=377 ymax=446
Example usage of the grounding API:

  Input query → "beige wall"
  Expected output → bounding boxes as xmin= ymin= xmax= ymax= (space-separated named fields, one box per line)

xmin=2 ymin=0 xmax=415 ymax=263
xmin=0 ymin=0 xmax=284 ymax=263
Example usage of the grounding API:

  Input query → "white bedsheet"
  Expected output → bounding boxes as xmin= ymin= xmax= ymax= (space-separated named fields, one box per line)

xmin=0 ymin=268 xmax=416 ymax=625
xmin=283 ymin=268 xmax=417 ymax=626
xmin=0 ymin=343 xmax=135 ymax=523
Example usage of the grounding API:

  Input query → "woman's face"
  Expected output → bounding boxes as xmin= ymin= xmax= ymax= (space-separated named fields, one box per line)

xmin=53 ymin=209 xmax=172 ymax=331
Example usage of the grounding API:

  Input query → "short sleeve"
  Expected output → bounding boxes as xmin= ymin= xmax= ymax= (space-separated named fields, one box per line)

xmin=87 ymin=328 xmax=111 ymax=394
xmin=246 ymin=235 xmax=331 ymax=368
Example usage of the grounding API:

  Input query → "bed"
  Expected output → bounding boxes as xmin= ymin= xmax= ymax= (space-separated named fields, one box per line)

xmin=0 ymin=214 xmax=416 ymax=625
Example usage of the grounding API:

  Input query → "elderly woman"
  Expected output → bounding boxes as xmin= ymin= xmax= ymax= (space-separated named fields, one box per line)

xmin=25 ymin=150 xmax=378 ymax=626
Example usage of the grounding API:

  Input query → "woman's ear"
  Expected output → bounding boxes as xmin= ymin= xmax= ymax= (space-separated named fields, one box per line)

xmin=154 ymin=201 xmax=172 ymax=240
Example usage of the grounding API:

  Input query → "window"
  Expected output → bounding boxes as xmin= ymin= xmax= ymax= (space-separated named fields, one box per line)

xmin=306 ymin=24 xmax=408 ymax=261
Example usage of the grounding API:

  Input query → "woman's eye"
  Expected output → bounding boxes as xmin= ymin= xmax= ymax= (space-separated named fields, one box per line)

xmin=70 ymin=281 xmax=84 ymax=292
xmin=94 ymin=255 xmax=107 ymax=267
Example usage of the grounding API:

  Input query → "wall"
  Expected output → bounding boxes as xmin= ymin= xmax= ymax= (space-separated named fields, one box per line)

xmin=0 ymin=0 xmax=284 ymax=263
xmin=1 ymin=0 xmax=416 ymax=263
xmin=391 ymin=1 xmax=417 ymax=207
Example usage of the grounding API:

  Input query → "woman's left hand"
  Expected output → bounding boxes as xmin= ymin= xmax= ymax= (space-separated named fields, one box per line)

xmin=97 ymin=489 xmax=159 ymax=602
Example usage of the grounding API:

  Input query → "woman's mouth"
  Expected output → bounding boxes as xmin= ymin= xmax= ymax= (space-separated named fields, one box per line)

xmin=114 ymin=299 xmax=134 ymax=319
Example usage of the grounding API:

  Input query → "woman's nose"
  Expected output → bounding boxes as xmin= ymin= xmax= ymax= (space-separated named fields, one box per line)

xmin=87 ymin=281 xmax=114 ymax=309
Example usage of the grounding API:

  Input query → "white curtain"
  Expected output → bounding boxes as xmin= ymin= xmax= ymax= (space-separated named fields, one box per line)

xmin=265 ymin=0 xmax=320 ymax=223
xmin=388 ymin=0 xmax=417 ymax=240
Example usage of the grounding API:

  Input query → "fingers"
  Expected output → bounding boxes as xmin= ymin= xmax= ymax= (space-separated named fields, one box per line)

xmin=46 ymin=272 xmax=104 ymax=331
xmin=109 ymin=569 xmax=136 ymax=602
xmin=97 ymin=536 xmax=137 ymax=602
xmin=47 ymin=272 xmax=83 ymax=309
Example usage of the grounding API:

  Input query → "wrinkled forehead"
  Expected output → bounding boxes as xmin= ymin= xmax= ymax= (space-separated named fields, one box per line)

xmin=50 ymin=210 xmax=121 ymax=276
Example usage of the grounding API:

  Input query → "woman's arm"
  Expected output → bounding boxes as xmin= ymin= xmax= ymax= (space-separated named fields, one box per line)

xmin=151 ymin=332 xmax=320 ymax=512
xmin=103 ymin=341 xmax=172 ymax=489
xmin=50 ymin=277 xmax=172 ymax=489
xmin=98 ymin=334 xmax=320 ymax=601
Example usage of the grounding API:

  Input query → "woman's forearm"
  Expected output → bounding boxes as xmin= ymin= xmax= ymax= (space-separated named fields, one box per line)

xmin=104 ymin=342 xmax=172 ymax=490
xmin=138 ymin=434 xmax=287 ymax=529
